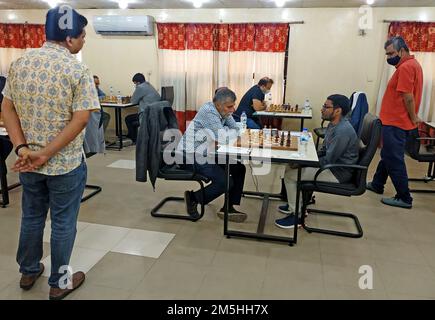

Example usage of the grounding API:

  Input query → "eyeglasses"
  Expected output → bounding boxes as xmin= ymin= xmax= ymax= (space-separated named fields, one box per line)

xmin=322 ymin=104 xmax=334 ymax=110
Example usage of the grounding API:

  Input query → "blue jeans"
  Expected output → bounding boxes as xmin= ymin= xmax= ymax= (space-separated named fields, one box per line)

xmin=193 ymin=163 xmax=246 ymax=206
xmin=16 ymin=161 xmax=87 ymax=288
xmin=247 ymin=118 xmax=261 ymax=129
xmin=372 ymin=125 xmax=415 ymax=204
xmin=235 ymin=116 xmax=261 ymax=129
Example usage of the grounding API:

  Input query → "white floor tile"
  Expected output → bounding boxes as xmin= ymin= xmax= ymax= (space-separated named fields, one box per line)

xmin=41 ymin=247 xmax=108 ymax=277
xmin=74 ymin=224 xmax=130 ymax=251
xmin=112 ymin=229 xmax=175 ymax=259
xmin=43 ymin=221 xmax=92 ymax=243
xmin=107 ymin=160 xmax=136 ymax=170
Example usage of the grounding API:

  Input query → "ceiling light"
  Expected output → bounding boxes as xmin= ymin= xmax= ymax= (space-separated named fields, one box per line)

xmin=193 ymin=1 xmax=203 ymax=8
xmin=8 ymin=13 xmax=16 ymax=20
xmin=118 ymin=1 xmax=129 ymax=9
xmin=366 ymin=0 xmax=375 ymax=5
xmin=45 ymin=0 xmax=59 ymax=8
xmin=275 ymin=0 xmax=286 ymax=7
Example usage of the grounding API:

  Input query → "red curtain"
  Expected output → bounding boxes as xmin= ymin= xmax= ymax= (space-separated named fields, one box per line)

xmin=229 ymin=24 xmax=255 ymax=52
xmin=186 ymin=24 xmax=215 ymax=50
xmin=214 ymin=24 xmax=229 ymax=52
xmin=157 ymin=23 xmax=186 ymax=50
xmin=388 ymin=22 xmax=435 ymax=52
xmin=0 ymin=23 xmax=45 ymax=49
xmin=255 ymin=23 xmax=289 ymax=53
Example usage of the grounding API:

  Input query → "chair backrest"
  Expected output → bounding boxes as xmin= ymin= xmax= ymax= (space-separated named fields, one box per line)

xmin=348 ymin=91 xmax=369 ymax=135
xmin=354 ymin=113 xmax=382 ymax=193
xmin=159 ymin=104 xmax=180 ymax=170
xmin=405 ymin=129 xmax=421 ymax=159
xmin=161 ymin=86 xmax=174 ymax=108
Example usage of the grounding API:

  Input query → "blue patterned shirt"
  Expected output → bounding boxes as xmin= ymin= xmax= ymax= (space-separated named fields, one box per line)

xmin=3 ymin=42 xmax=100 ymax=175
xmin=177 ymin=101 xmax=239 ymax=155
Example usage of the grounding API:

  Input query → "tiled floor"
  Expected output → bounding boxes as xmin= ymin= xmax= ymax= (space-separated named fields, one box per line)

xmin=0 ymin=146 xmax=435 ymax=300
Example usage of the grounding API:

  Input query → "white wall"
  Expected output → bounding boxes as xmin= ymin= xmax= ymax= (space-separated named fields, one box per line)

xmin=1 ymin=7 xmax=435 ymax=129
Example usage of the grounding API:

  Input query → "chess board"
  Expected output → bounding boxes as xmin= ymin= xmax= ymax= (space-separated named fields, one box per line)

xmin=99 ymin=96 xmax=132 ymax=104
xmin=267 ymin=104 xmax=302 ymax=113
xmin=235 ymin=129 xmax=299 ymax=151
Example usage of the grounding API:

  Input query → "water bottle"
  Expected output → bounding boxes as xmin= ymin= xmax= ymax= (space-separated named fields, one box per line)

xmin=300 ymin=128 xmax=310 ymax=144
xmin=265 ymin=92 xmax=272 ymax=109
xmin=117 ymin=90 xmax=122 ymax=104
xmin=240 ymin=111 xmax=247 ymax=131
xmin=299 ymin=128 xmax=309 ymax=156
xmin=304 ymin=99 xmax=311 ymax=113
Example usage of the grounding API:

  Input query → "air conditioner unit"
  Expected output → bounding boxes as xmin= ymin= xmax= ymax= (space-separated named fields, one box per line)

xmin=93 ymin=15 xmax=155 ymax=36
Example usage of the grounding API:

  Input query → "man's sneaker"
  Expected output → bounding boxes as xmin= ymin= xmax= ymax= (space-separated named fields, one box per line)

xmin=278 ymin=204 xmax=293 ymax=215
xmin=184 ymin=191 xmax=200 ymax=219
xmin=20 ymin=263 xmax=44 ymax=291
xmin=366 ymin=182 xmax=384 ymax=195
xmin=217 ymin=206 xmax=247 ymax=223
xmin=49 ymin=272 xmax=85 ymax=301
xmin=275 ymin=215 xmax=301 ymax=229
xmin=381 ymin=197 xmax=412 ymax=209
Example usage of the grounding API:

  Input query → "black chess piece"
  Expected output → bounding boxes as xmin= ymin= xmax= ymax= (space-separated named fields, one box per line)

xmin=280 ymin=132 xmax=285 ymax=146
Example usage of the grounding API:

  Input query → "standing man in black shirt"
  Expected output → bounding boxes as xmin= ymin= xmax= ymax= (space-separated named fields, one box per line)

xmin=233 ymin=77 xmax=273 ymax=129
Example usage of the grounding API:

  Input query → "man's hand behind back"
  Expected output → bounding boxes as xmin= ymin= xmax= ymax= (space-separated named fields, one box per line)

xmin=12 ymin=148 xmax=50 ymax=172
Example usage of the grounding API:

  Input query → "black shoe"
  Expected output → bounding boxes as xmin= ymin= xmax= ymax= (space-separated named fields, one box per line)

xmin=366 ymin=182 xmax=384 ymax=195
xmin=217 ymin=206 xmax=247 ymax=223
xmin=184 ymin=191 xmax=200 ymax=219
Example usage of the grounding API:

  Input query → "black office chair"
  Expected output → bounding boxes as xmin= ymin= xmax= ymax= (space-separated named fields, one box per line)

xmin=151 ymin=157 xmax=209 ymax=222
xmin=150 ymin=106 xmax=209 ymax=222
xmin=314 ymin=120 xmax=327 ymax=150
xmin=300 ymin=113 xmax=382 ymax=238
xmin=81 ymin=152 xmax=102 ymax=203
xmin=161 ymin=86 xmax=174 ymax=108
xmin=405 ymin=128 xmax=435 ymax=193
xmin=0 ymin=136 xmax=21 ymax=208
xmin=81 ymin=110 xmax=105 ymax=203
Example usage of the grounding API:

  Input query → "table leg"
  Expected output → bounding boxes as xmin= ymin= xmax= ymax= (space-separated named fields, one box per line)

xmin=224 ymin=155 xmax=230 ymax=237
xmin=117 ymin=108 xmax=123 ymax=150
xmin=293 ymin=166 xmax=302 ymax=244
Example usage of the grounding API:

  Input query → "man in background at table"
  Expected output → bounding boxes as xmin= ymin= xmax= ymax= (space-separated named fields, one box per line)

xmin=93 ymin=75 xmax=110 ymax=132
xmin=125 ymin=73 xmax=161 ymax=143
xmin=233 ymin=77 xmax=274 ymax=129
xmin=276 ymin=94 xmax=359 ymax=229
xmin=367 ymin=36 xmax=423 ymax=209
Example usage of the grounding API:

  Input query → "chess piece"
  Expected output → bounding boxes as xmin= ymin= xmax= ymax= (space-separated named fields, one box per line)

xmin=280 ymin=132 xmax=285 ymax=146
xmin=295 ymin=104 xmax=299 ymax=112
xmin=286 ymin=134 xmax=291 ymax=147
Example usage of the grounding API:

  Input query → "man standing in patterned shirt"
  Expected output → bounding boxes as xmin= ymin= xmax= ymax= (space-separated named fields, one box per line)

xmin=1 ymin=6 xmax=100 ymax=300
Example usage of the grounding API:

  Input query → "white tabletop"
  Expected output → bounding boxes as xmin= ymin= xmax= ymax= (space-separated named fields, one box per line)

xmin=100 ymin=102 xmax=138 ymax=108
xmin=217 ymin=132 xmax=319 ymax=165
xmin=254 ymin=109 xmax=313 ymax=119
xmin=425 ymin=122 xmax=435 ymax=129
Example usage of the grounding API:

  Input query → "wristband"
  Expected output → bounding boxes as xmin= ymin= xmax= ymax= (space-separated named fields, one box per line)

xmin=15 ymin=144 xmax=29 ymax=156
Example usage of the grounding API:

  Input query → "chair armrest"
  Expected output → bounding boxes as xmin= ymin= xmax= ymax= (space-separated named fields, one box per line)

xmin=417 ymin=137 xmax=435 ymax=141
xmin=311 ymin=164 xmax=368 ymax=187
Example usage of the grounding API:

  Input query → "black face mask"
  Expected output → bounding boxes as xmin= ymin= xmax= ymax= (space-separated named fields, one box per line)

xmin=387 ymin=55 xmax=401 ymax=66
